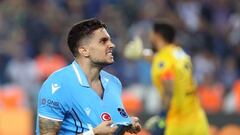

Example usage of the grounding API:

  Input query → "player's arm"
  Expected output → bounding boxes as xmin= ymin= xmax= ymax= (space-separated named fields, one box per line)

xmin=156 ymin=60 xmax=174 ymax=134
xmin=160 ymin=68 xmax=174 ymax=112
xmin=40 ymin=117 xmax=118 ymax=135
xmin=142 ymin=48 xmax=154 ymax=63
xmin=124 ymin=36 xmax=154 ymax=62
xmin=161 ymin=76 xmax=174 ymax=112
xmin=39 ymin=117 xmax=62 ymax=135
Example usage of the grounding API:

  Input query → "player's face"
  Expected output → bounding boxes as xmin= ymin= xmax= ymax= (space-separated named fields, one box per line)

xmin=87 ymin=28 xmax=115 ymax=66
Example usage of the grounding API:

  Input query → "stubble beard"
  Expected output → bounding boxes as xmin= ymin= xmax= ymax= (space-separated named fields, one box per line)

xmin=91 ymin=58 xmax=114 ymax=69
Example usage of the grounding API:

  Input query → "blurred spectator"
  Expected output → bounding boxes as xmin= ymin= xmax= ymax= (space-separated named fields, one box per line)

xmin=98 ymin=3 xmax=128 ymax=52
xmin=122 ymin=90 xmax=143 ymax=116
xmin=34 ymin=40 xmax=67 ymax=82
xmin=83 ymin=0 xmax=104 ymax=18
xmin=234 ymin=45 xmax=240 ymax=76
xmin=220 ymin=57 xmax=238 ymax=90
xmin=4 ymin=28 xmax=40 ymax=109
xmin=218 ymin=124 xmax=240 ymax=135
xmin=0 ymin=84 xmax=26 ymax=109
xmin=228 ymin=4 xmax=240 ymax=46
xmin=223 ymin=79 xmax=240 ymax=114
xmin=193 ymin=50 xmax=219 ymax=84
xmin=232 ymin=80 xmax=240 ymax=113
xmin=198 ymin=73 xmax=225 ymax=113
xmin=176 ymin=0 xmax=201 ymax=32
xmin=118 ymin=0 xmax=140 ymax=25
xmin=0 ymin=84 xmax=33 ymax=135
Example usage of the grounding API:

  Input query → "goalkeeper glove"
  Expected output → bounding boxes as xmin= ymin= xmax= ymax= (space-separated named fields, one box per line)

xmin=124 ymin=36 xmax=143 ymax=60
xmin=144 ymin=111 xmax=167 ymax=135
xmin=157 ymin=111 xmax=167 ymax=135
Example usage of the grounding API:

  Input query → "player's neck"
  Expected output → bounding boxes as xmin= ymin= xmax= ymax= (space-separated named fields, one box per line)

xmin=75 ymin=59 xmax=101 ymax=83
xmin=158 ymin=41 xmax=172 ymax=51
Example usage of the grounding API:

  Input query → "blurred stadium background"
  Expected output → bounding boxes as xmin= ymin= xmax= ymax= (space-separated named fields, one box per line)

xmin=0 ymin=0 xmax=240 ymax=134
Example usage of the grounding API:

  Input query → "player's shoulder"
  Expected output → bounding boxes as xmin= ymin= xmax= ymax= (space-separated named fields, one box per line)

xmin=172 ymin=46 xmax=190 ymax=60
xmin=159 ymin=44 xmax=189 ymax=59
xmin=39 ymin=65 xmax=73 ymax=98
xmin=155 ymin=46 xmax=173 ymax=61
xmin=47 ymin=64 xmax=73 ymax=81
xmin=154 ymin=45 xmax=190 ymax=64
xmin=40 ymin=64 xmax=73 ymax=91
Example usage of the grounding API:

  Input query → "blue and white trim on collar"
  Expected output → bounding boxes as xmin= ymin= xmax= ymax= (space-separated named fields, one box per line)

xmin=72 ymin=61 xmax=110 ymax=88
xmin=72 ymin=61 xmax=89 ymax=87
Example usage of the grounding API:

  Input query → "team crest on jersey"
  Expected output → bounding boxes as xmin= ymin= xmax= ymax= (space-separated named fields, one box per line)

xmin=101 ymin=112 xmax=112 ymax=121
xmin=159 ymin=62 xmax=165 ymax=68
xmin=117 ymin=108 xmax=128 ymax=118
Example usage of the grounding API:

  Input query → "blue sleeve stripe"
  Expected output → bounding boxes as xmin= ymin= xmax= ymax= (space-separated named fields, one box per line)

xmin=71 ymin=108 xmax=84 ymax=133
xmin=72 ymin=109 xmax=84 ymax=133
xmin=70 ymin=112 xmax=80 ymax=134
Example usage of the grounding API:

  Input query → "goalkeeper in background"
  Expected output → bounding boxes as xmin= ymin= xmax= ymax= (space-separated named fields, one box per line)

xmin=125 ymin=21 xmax=209 ymax=135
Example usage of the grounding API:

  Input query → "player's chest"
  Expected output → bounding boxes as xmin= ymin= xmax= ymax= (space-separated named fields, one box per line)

xmin=69 ymin=85 xmax=124 ymax=124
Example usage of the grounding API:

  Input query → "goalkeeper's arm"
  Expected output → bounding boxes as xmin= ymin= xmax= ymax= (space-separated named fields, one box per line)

xmin=144 ymin=74 xmax=174 ymax=135
xmin=123 ymin=36 xmax=153 ymax=62
xmin=157 ymin=73 xmax=174 ymax=134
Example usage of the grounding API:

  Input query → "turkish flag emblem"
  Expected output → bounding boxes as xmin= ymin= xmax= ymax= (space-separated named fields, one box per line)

xmin=101 ymin=112 xmax=112 ymax=121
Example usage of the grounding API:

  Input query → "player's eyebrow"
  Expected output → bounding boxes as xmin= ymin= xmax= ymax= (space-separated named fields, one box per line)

xmin=99 ymin=36 xmax=111 ymax=43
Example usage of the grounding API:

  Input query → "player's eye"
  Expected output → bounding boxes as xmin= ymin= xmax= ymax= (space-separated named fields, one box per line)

xmin=100 ymin=37 xmax=109 ymax=44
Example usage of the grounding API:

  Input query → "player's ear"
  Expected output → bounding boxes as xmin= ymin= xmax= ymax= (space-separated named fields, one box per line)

xmin=78 ymin=46 xmax=90 ymax=57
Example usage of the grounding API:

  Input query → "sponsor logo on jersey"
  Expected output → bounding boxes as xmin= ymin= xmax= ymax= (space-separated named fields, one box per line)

xmin=117 ymin=108 xmax=128 ymax=118
xmin=42 ymin=98 xmax=60 ymax=110
xmin=47 ymin=99 xmax=59 ymax=107
xmin=101 ymin=112 xmax=112 ymax=121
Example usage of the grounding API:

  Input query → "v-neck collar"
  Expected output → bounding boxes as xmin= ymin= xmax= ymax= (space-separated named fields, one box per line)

xmin=72 ymin=61 xmax=109 ymax=90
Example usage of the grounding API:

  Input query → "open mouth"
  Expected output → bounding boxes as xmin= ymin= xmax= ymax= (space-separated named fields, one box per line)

xmin=106 ymin=50 xmax=113 ymax=57
xmin=107 ymin=52 xmax=113 ymax=57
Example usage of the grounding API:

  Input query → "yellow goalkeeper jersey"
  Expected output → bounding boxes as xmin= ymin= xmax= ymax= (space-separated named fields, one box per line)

xmin=151 ymin=44 xmax=209 ymax=135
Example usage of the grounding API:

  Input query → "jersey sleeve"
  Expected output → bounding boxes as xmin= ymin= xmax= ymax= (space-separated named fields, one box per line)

xmin=37 ymin=75 xmax=69 ymax=121
xmin=155 ymin=55 xmax=175 ymax=81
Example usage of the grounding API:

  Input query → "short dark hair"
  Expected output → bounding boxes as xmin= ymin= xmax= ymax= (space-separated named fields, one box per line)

xmin=153 ymin=22 xmax=176 ymax=43
xmin=67 ymin=18 xmax=107 ymax=57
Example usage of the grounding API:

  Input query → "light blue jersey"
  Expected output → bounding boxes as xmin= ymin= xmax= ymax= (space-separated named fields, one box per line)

xmin=36 ymin=61 xmax=131 ymax=135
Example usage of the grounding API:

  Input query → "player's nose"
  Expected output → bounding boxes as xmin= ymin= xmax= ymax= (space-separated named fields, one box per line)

xmin=109 ymin=42 xmax=115 ymax=48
